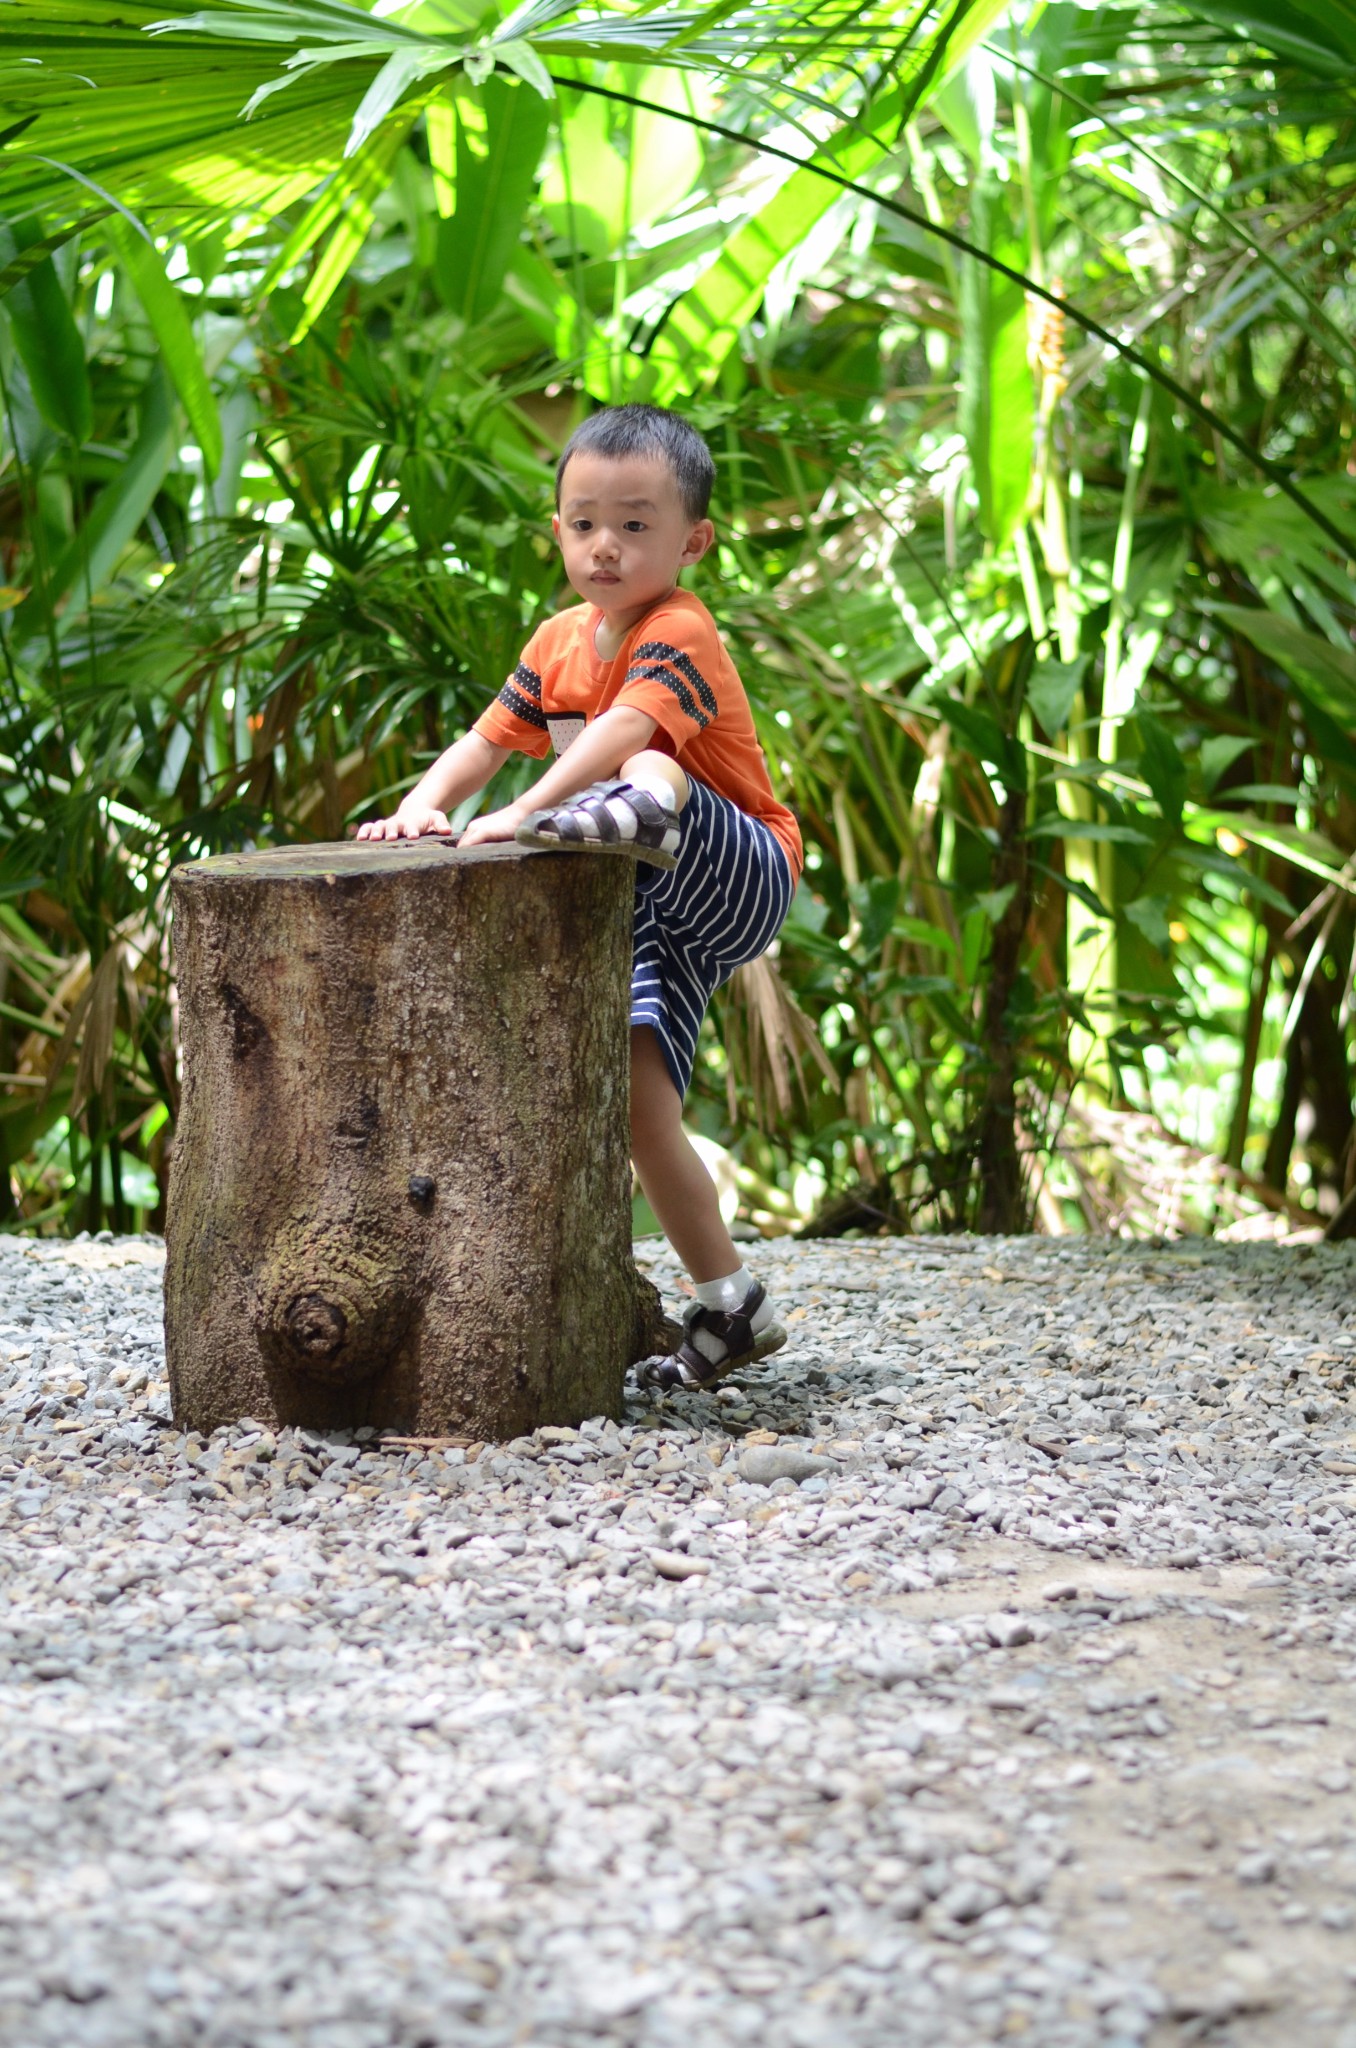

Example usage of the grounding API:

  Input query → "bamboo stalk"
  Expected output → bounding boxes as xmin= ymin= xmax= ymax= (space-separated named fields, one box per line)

xmin=1224 ymin=928 xmax=1276 ymax=1174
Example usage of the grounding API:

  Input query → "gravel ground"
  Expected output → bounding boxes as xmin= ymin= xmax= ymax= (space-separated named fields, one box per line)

xmin=4 ymin=1231 xmax=1356 ymax=2048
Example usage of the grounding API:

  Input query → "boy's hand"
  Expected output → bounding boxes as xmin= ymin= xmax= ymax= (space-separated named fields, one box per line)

xmin=356 ymin=804 xmax=452 ymax=841
xmin=458 ymin=800 xmax=531 ymax=851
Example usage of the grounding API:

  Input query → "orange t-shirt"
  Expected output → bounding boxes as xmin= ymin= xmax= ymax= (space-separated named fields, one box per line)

xmin=472 ymin=589 xmax=803 ymax=880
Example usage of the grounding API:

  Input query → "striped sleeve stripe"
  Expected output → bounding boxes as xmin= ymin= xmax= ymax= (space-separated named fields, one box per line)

xmin=625 ymin=659 xmax=710 ymax=731
xmin=496 ymin=679 xmax=548 ymax=730
xmin=625 ymin=661 xmax=708 ymax=730
xmin=513 ymin=661 xmax=543 ymax=702
xmin=628 ymin=641 xmax=719 ymax=720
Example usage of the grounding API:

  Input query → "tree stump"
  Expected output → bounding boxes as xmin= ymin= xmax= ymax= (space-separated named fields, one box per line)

xmin=165 ymin=840 xmax=664 ymax=1439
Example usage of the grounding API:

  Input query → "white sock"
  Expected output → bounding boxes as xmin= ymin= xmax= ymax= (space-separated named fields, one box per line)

xmin=690 ymin=1266 xmax=774 ymax=1364
xmin=626 ymin=766 xmax=679 ymax=810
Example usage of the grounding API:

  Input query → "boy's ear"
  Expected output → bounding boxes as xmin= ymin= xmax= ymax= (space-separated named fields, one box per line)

xmin=551 ymin=512 xmax=562 ymax=544
xmin=681 ymin=518 xmax=715 ymax=566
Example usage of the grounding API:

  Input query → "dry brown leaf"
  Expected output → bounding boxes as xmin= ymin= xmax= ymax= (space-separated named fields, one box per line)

xmin=69 ymin=943 xmax=124 ymax=1119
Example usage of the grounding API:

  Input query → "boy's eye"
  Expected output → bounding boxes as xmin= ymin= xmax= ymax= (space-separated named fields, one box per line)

xmin=572 ymin=519 xmax=592 ymax=531
xmin=623 ymin=520 xmax=647 ymax=532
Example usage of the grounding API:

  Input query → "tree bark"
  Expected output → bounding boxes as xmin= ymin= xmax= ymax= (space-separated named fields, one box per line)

xmin=165 ymin=840 xmax=665 ymax=1439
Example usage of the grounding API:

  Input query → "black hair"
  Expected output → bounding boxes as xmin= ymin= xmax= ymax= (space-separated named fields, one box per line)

xmin=554 ymin=403 xmax=716 ymax=522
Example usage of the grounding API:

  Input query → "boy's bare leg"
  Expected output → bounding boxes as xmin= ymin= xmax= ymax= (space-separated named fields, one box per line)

xmin=630 ymin=1026 xmax=786 ymax=1384
xmin=629 ymin=1025 xmax=736 ymax=1281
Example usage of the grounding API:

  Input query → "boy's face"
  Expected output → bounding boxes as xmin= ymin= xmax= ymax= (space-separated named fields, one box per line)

xmin=553 ymin=452 xmax=714 ymax=621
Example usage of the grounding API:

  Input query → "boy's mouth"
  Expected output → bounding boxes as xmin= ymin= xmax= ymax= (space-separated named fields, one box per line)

xmin=590 ymin=571 xmax=621 ymax=585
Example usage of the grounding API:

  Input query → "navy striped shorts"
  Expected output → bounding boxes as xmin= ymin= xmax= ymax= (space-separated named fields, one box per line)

xmin=630 ymin=777 xmax=795 ymax=1098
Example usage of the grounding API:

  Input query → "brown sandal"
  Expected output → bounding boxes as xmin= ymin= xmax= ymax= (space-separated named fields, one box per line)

xmin=638 ymin=1282 xmax=787 ymax=1391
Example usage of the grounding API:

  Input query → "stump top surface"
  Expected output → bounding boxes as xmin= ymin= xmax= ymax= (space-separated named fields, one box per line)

xmin=176 ymin=839 xmax=543 ymax=884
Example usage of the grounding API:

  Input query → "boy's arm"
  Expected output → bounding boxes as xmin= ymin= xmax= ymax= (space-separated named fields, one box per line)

xmin=458 ymin=705 xmax=657 ymax=850
xmin=357 ymin=730 xmax=510 ymax=840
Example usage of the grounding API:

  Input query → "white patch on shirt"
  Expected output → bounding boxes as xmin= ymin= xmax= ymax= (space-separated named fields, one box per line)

xmin=547 ymin=713 xmax=587 ymax=757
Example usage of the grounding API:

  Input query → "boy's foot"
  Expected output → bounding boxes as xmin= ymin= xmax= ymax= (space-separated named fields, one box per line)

xmin=638 ymin=1280 xmax=787 ymax=1392
xmin=515 ymin=780 xmax=681 ymax=870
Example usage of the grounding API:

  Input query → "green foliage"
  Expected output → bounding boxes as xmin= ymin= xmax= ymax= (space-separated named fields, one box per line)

xmin=3 ymin=224 xmax=93 ymax=443
xmin=106 ymin=219 xmax=223 ymax=476
xmin=3 ymin=0 xmax=1356 ymax=1238
xmin=957 ymin=174 xmax=1032 ymax=549
xmin=434 ymin=77 xmax=552 ymax=323
xmin=1135 ymin=709 xmax=1187 ymax=829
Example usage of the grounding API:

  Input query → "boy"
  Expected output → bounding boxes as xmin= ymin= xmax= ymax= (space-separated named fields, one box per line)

xmin=358 ymin=405 xmax=802 ymax=1390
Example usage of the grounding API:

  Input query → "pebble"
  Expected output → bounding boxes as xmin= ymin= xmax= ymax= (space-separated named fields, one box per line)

xmin=650 ymin=1549 xmax=710 ymax=1580
xmin=737 ymin=1444 xmax=834 ymax=1485
xmin=1 ymin=1229 xmax=1355 ymax=2045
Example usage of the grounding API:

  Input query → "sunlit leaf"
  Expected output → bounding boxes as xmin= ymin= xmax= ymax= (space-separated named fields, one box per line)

xmin=433 ymin=73 xmax=550 ymax=323
xmin=958 ymin=170 xmax=1032 ymax=549
xmin=108 ymin=217 xmax=223 ymax=476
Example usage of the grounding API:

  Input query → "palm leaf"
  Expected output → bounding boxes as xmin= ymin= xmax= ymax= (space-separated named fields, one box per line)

xmin=1 ymin=0 xmax=1004 ymax=230
xmin=994 ymin=44 xmax=1356 ymax=376
xmin=0 ymin=220 xmax=92 ymax=441
xmin=107 ymin=215 xmax=223 ymax=472
xmin=1210 ymin=604 xmax=1356 ymax=731
xmin=1180 ymin=0 xmax=1356 ymax=75
xmin=570 ymin=75 xmax=1356 ymax=559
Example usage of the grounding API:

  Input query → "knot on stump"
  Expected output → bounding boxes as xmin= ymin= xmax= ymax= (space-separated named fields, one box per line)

xmin=284 ymin=1291 xmax=349 ymax=1362
xmin=255 ymin=1237 xmax=414 ymax=1386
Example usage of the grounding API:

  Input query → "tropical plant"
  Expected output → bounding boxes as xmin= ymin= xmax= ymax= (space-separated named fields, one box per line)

xmin=2 ymin=0 xmax=1355 ymax=1243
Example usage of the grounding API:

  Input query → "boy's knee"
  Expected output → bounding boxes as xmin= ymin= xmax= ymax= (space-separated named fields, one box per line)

xmin=623 ymin=750 xmax=689 ymax=810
